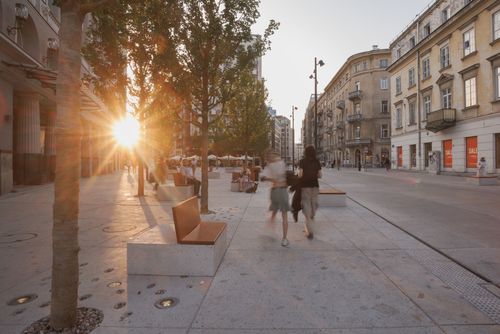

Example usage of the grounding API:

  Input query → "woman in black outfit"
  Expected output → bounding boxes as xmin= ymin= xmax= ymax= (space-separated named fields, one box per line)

xmin=298 ymin=145 xmax=322 ymax=239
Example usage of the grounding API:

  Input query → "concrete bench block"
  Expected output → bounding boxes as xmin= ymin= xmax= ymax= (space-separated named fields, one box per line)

xmin=318 ymin=190 xmax=347 ymax=207
xmin=230 ymin=182 xmax=240 ymax=192
xmin=466 ymin=176 xmax=498 ymax=186
xmin=208 ymin=171 xmax=221 ymax=179
xmin=156 ymin=184 xmax=193 ymax=202
xmin=127 ymin=224 xmax=227 ymax=276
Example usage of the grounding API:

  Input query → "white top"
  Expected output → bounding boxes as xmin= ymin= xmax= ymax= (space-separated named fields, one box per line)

xmin=180 ymin=166 xmax=194 ymax=178
xmin=261 ymin=160 xmax=287 ymax=187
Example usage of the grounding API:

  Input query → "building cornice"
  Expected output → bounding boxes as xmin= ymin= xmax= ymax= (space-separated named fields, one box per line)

xmin=387 ymin=0 xmax=484 ymax=73
xmin=323 ymin=49 xmax=391 ymax=93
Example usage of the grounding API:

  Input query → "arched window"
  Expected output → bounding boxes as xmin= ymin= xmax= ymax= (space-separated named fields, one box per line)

xmin=19 ymin=16 xmax=40 ymax=61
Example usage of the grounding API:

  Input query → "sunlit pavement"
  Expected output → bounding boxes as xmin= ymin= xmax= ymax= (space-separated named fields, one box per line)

xmin=0 ymin=170 xmax=499 ymax=333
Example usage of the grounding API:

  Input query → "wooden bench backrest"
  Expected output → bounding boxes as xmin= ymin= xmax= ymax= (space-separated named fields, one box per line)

xmin=172 ymin=196 xmax=201 ymax=243
xmin=174 ymin=173 xmax=188 ymax=186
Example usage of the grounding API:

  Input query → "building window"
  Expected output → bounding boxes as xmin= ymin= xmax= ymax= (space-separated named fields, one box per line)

xmin=442 ymin=87 xmax=452 ymax=109
xmin=380 ymin=78 xmax=388 ymax=90
xmin=423 ymin=95 xmax=431 ymax=119
xmin=408 ymin=102 xmax=416 ymax=125
xmin=354 ymin=103 xmax=361 ymax=114
xmin=355 ymin=81 xmax=361 ymax=91
xmin=380 ymin=59 xmax=388 ymax=68
xmin=381 ymin=100 xmax=389 ymax=113
xmin=422 ymin=58 xmax=430 ymax=79
xmin=355 ymin=126 xmax=361 ymax=139
xmin=494 ymin=11 xmax=500 ymax=41
xmin=440 ymin=45 xmax=450 ymax=68
xmin=381 ymin=124 xmax=389 ymax=138
xmin=495 ymin=66 xmax=500 ymax=100
xmin=464 ymin=77 xmax=477 ymax=107
xmin=409 ymin=36 xmax=416 ymax=48
xmin=463 ymin=28 xmax=476 ymax=56
xmin=396 ymin=48 xmax=402 ymax=59
xmin=409 ymin=68 xmax=415 ymax=87
xmin=396 ymin=107 xmax=402 ymax=128
xmin=441 ymin=6 xmax=451 ymax=23
xmin=423 ymin=23 xmax=431 ymax=37
xmin=396 ymin=76 xmax=401 ymax=94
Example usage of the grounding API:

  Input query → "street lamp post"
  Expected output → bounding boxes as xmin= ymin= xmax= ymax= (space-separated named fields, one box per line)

xmin=310 ymin=57 xmax=325 ymax=150
xmin=291 ymin=106 xmax=297 ymax=171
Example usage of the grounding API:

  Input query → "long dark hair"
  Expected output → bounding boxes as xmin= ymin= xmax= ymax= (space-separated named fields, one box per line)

xmin=304 ymin=145 xmax=317 ymax=160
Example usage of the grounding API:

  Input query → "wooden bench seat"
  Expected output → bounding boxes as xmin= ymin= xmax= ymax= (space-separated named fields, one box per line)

xmin=172 ymin=196 xmax=226 ymax=245
xmin=318 ymin=187 xmax=347 ymax=207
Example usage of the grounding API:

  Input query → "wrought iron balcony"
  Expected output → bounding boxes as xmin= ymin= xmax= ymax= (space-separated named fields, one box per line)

xmin=348 ymin=90 xmax=362 ymax=100
xmin=425 ymin=108 xmax=456 ymax=132
xmin=336 ymin=100 xmax=345 ymax=109
xmin=347 ymin=113 xmax=363 ymax=123
xmin=345 ymin=138 xmax=371 ymax=147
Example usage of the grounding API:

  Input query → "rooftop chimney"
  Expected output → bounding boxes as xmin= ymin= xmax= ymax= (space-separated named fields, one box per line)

xmin=372 ymin=45 xmax=379 ymax=50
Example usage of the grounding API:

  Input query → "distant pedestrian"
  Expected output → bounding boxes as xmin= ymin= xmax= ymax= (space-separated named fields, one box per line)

xmin=384 ymin=157 xmax=391 ymax=171
xmin=337 ymin=158 xmax=340 ymax=171
xmin=191 ymin=158 xmax=197 ymax=177
xmin=298 ymin=145 xmax=322 ymax=239
xmin=261 ymin=150 xmax=290 ymax=247
xmin=477 ymin=157 xmax=487 ymax=176
xmin=181 ymin=159 xmax=201 ymax=197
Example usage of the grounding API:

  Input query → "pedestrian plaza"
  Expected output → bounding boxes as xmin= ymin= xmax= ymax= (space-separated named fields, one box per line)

xmin=0 ymin=170 xmax=499 ymax=333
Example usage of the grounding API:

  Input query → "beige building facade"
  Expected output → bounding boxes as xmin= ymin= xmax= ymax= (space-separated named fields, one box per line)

xmin=388 ymin=0 xmax=500 ymax=174
xmin=0 ymin=0 xmax=119 ymax=195
xmin=311 ymin=48 xmax=391 ymax=167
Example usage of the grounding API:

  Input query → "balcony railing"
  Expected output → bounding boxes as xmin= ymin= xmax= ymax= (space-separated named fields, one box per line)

xmin=347 ymin=113 xmax=363 ymax=123
xmin=345 ymin=138 xmax=371 ymax=147
xmin=425 ymin=108 xmax=456 ymax=132
xmin=336 ymin=100 xmax=345 ymax=109
xmin=348 ymin=90 xmax=362 ymax=100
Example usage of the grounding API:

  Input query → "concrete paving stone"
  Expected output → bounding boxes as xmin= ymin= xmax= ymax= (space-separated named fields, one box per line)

xmin=229 ymin=218 xmax=356 ymax=251
xmin=364 ymin=250 xmax=494 ymax=325
xmin=0 ymin=245 xmax=51 ymax=294
xmin=333 ymin=222 xmax=400 ymax=250
xmin=441 ymin=324 xmax=500 ymax=333
xmin=0 ymin=324 xmax=26 ymax=334
xmin=193 ymin=249 xmax=434 ymax=330
xmin=93 ymin=326 xmax=187 ymax=334
xmin=91 ymin=275 xmax=213 ymax=328
xmin=189 ymin=328 xmax=443 ymax=334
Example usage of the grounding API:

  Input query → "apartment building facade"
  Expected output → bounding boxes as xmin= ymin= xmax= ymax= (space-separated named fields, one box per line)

xmin=315 ymin=48 xmax=392 ymax=167
xmin=388 ymin=0 xmax=500 ymax=174
xmin=0 ymin=0 xmax=121 ymax=196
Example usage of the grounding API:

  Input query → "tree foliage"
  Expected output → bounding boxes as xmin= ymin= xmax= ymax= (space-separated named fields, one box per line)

xmin=218 ymin=69 xmax=270 ymax=158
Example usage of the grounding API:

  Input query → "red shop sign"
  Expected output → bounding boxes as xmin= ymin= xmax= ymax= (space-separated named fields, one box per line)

xmin=466 ymin=136 xmax=478 ymax=168
xmin=443 ymin=140 xmax=453 ymax=168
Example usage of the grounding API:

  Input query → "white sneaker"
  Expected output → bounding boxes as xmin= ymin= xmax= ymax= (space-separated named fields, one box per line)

xmin=281 ymin=238 xmax=289 ymax=247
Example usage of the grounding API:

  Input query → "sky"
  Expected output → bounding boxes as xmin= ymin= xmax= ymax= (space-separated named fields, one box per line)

xmin=252 ymin=0 xmax=433 ymax=142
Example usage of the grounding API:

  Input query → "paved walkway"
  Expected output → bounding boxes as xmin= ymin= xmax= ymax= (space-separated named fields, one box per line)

xmin=0 ymin=171 xmax=499 ymax=333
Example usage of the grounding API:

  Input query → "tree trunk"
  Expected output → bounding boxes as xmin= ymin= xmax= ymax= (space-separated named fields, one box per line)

xmin=200 ymin=110 xmax=209 ymax=213
xmin=50 ymin=1 xmax=83 ymax=329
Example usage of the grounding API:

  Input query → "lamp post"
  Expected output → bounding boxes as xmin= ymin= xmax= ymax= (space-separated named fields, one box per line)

xmin=291 ymin=106 xmax=297 ymax=171
xmin=310 ymin=57 xmax=325 ymax=150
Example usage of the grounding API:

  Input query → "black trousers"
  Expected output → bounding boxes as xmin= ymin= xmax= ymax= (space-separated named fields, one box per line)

xmin=187 ymin=177 xmax=201 ymax=195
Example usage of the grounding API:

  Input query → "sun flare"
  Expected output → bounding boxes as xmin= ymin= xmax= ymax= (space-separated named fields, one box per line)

xmin=113 ymin=114 xmax=140 ymax=148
